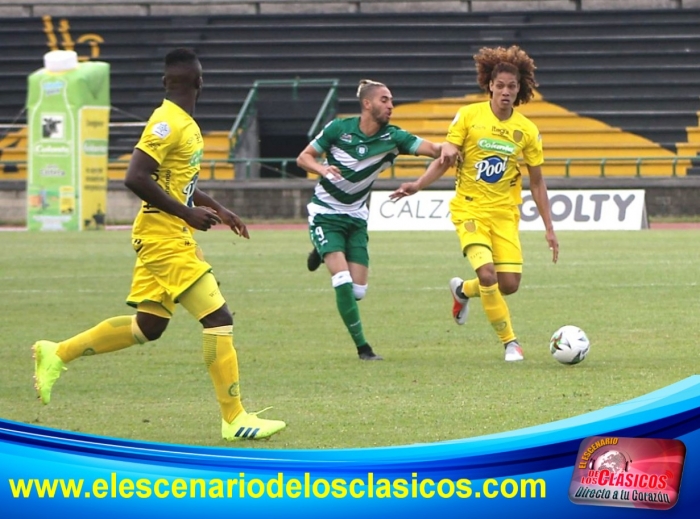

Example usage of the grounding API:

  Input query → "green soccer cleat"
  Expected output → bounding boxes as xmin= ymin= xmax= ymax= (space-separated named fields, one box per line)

xmin=222 ymin=408 xmax=286 ymax=441
xmin=33 ymin=340 xmax=67 ymax=405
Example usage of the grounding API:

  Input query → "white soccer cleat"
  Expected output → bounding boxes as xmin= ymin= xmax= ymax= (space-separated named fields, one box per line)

xmin=449 ymin=277 xmax=469 ymax=325
xmin=504 ymin=340 xmax=524 ymax=362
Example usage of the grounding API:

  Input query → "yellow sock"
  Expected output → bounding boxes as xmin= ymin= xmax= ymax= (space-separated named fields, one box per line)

xmin=461 ymin=278 xmax=481 ymax=298
xmin=56 ymin=315 xmax=146 ymax=363
xmin=479 ymin=283 xmax=516 ymax=344
xmin=203 ymin=326 xmax=244 ymax=423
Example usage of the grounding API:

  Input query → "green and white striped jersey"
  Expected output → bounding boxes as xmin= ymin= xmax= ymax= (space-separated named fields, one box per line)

xmin=308 ymin=117 xmax=423 ymax=220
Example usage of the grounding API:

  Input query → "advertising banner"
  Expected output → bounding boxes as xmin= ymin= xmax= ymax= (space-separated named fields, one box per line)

xmin=26 ymin=52 xmax=110 ymax=231
xmin=368 ymin=190 xmax=648 ymax=231
xmin=1 ymin=376 xmax=698 ymax=518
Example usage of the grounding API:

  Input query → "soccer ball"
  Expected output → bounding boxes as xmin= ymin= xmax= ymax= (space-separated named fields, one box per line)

xmin=549 ymin=325 xmax=590 ymax=365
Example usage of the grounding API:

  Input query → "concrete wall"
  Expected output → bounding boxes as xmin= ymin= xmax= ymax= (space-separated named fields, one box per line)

xmin=0 ymin=0 xmax=698 ymax=17
xmin=2 ymin=177 xmax=699 ymax=225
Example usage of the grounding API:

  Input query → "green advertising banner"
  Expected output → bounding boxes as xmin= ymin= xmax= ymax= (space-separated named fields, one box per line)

xmin=26 ymin=51 xmax=110 ymax=231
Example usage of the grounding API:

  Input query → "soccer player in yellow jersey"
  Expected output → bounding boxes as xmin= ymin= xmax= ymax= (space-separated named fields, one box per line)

xmin=32 ymin=48 xmax=286 ymax=442
xmin=390 ymin=45 xmax=559 ymax=362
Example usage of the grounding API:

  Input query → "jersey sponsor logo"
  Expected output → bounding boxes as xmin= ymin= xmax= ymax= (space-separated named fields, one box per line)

xmin=340 ymin=133 xmax=352 ymax=143
xmin=189 ymin=149 xmax=203 ymax=167
xmin=477 ymin=138 xmax=515 ymax=155
xmin=380 ymin=132 xmax=392 ymax=141
xmin=186 ymin=132 xmax=203 ymax=145
xmin=152 ymin=121 xmax=171 ymax=139
xmin=475 ymin=155 xmax=508 ymax=183
xmin=491 ymin=126 xmax=509 ymax=137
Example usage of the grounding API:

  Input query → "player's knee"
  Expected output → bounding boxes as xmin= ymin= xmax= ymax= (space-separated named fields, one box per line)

xmin=331 ymin=270 xmax=353 ymax=288
xmin=200 ymin=304 xmax=233 ymax=328
xmin=136 ymin=313 xmax=169 ymax=341
xmin=477 ymin=271 xmax=498 ymax=287
xmin=353 ymin=283 xmax=368 ymax=301
xmin=499 ymin=281 xmax=520 ymax=296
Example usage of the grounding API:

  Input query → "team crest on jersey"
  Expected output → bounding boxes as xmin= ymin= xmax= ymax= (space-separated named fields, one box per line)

xmin=475 ymin=155 xmax=508 ymax=183
xmin=152 ymin=122 xmax=171 ymax=139
xmin=340 ymin=133 xmax=353 ymax=143
xmin=357 ymin=144 xmax=368 ymax=156
xmin=513 ymin=130 xmax=523 ymax=143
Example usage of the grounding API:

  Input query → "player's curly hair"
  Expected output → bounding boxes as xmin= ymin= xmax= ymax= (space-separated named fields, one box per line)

xmin=473 ymin=45 xmax=538 ymax=106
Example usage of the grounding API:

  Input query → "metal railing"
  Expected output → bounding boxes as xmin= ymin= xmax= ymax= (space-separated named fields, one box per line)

xmin=228 ymin=78 xmax=339 ymax=160
xmin=2 ymin=155 xmax=699 ymax=182
xmin=228 ymin=78 xmax=340 ymax=171
xmin=308 ymin=80 xmax=339 ymax=142
xmin=227 ymin=86 xmax=258 ymax=158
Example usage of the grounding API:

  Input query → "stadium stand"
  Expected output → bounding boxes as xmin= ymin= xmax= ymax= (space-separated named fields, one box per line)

xmin=2 ymin=2 xmax=700 ymax=180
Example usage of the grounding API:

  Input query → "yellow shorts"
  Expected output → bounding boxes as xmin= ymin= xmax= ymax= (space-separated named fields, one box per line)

xmin=449 ymin=198 xmax=523 ymax=273
xmin=126 ymin=236 xmax=212 ymax=315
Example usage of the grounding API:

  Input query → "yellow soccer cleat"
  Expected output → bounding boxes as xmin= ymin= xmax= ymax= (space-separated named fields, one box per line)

xmin=222 ymin=408 xmax=286 ymax=441
xmin=32 ymin=340 xmax=67 ymax=405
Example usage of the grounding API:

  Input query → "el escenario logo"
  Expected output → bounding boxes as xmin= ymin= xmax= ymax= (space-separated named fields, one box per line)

xmin=569 ymin=436 xmax=686 ymax=510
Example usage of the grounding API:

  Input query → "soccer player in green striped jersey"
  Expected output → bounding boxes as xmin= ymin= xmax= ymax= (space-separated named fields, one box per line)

xmin=297 ymin=79 xmax=458 ymax=360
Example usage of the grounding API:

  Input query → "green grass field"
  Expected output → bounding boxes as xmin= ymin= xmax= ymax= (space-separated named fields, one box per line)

xmin=1 ymin=228 xmax=698 ymax=449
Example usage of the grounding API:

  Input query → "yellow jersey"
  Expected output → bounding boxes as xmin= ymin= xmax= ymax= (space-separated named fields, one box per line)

xmin=131 ymin=99 xmax=204 ymax=238
xmin=446 ymin=101 xmax=543 ymax=208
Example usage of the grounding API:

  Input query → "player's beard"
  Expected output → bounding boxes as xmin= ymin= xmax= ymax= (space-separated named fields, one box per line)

xmin=372 ymin=106 xmax=390 ymax=126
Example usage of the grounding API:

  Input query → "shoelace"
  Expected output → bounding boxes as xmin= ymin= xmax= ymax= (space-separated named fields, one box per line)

xmin=249 ymin=406 xmax=274 ymax=417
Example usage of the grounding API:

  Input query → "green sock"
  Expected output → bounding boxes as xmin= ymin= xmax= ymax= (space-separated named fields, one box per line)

xmin=334 ymin=283 xmax=367 ymax=347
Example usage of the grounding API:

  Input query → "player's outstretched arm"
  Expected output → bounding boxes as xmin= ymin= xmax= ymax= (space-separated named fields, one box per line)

xmin=528 ymin=164 xmax=559 ymax=263
xmin=414 ymin=140 xmax=461 ymax=166
xmin=389 ymin=150 xmax=454 ymax=201
xmin=125 ymin=149 xmax=220 ymax=231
